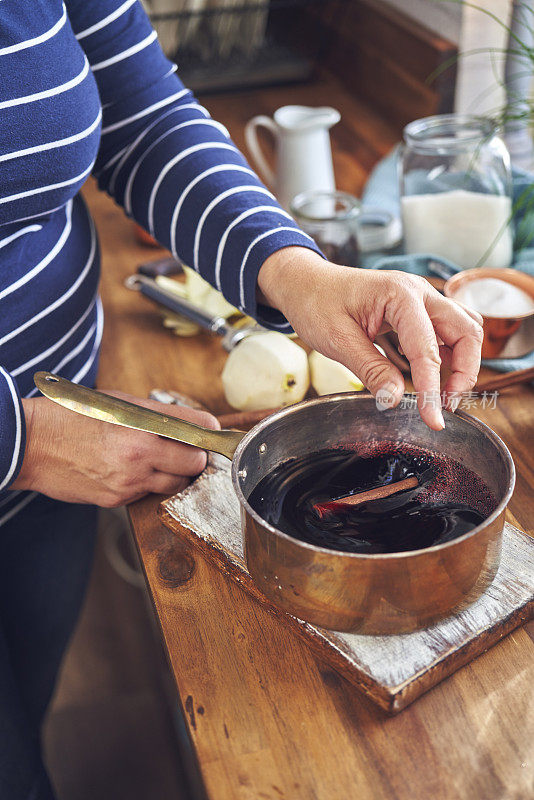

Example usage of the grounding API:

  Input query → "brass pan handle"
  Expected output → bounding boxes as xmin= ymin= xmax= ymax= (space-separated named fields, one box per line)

xmin=34 ymin=372 xmax=245 ymax=460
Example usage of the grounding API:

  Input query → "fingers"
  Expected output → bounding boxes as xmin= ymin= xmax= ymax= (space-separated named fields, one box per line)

xmin=151 ymin=439 xmax=208 ymax=476
xmin=425 ymin=294 xmax=484 ymax=401
xmin=150 ymin=404 xmax=219 ymax=476
xmin=393 ymin=300 xmax=444 ymax=430
xmin=329 ymin=323 xmax=405 ymax=406
xmin=450 ymin=298 xmax=484 ymax=327
xmin=157 ymin=404 xmax=221 ymax=432
xmin=103 ymin=390 xmax=221 ymax=431
xmin=101 ymin=391 xmax=219 ymax=476
xmin=438 ymin=344 xmax=453 ymax=368
xmin=99 ymin=464 xmax=193 ymax=506
xmin=121 ymin=492 xmax=149 ymax=506
xmin=110 ymin=474 xmax=190 ymax=505
xmin=148 ymin=472 xmax=190 ymax=496
xmin=442 ymin=337 xmax=482 ymax=399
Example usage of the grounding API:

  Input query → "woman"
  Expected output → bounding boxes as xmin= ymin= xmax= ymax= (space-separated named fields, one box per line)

xmin=0 ymin=2 xmax=483 ymax=797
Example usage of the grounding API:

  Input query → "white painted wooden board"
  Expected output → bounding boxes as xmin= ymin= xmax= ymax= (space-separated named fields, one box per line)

xmin=161 ymin=454 xmax=534 ymax=713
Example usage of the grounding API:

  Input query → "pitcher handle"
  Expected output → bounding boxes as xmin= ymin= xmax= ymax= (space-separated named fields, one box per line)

xmin=244 ymin=115 xmax=277 ymax=188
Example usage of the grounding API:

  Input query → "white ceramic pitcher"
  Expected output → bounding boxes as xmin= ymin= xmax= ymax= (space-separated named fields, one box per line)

xmin=244 ymin=105 xmax=340 ymax=208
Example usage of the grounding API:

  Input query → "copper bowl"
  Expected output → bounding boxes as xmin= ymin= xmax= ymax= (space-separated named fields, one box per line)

xmin=444 ymin=267 xmax=534 ymax=359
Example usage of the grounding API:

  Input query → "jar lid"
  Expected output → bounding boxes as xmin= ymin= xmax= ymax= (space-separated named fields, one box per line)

xmin=358 ymin=208 xmax=402 ymax=253
xmin=290 ymin=190 xmax=360 ymax=222
xmin=403 ymin=114 xmax=498 ymax=154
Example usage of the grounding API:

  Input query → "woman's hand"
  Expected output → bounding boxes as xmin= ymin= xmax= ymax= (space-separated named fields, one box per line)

xmin=258 ymin=248 xmax=484 ymax=430
xmin=11 ymin=393 xmax=219 ymax=506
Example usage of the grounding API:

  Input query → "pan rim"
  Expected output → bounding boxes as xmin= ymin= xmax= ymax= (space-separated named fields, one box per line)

xmin=231 ymin=392 xmax=516 ymax=560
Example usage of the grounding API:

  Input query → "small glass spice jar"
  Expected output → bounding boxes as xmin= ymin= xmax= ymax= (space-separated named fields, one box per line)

xmin=290 ymin=190 xmax=361 ymax=266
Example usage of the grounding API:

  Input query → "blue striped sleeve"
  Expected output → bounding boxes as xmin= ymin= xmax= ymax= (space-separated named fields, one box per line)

xmin=67 ymin=0 xmax=322 ymax=328
xmin=0 ymin=367 xmax=26 ymax=492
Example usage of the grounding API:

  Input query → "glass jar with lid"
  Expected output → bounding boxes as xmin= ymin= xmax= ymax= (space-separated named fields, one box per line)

xmin=400 ymin=114 xmax=513 ymax=269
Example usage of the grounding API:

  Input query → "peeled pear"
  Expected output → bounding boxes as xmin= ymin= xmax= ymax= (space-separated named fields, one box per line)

xmin=162 ymin=313 xmax=201 ymax=337
xmin=309 ymin=351 xmax=364 ymax=394
xmin=182 ymin=266 xmax=238 ymax=319
xmin=155 ymin=270 xmax=241 ymax=337
xmin=309 ymin=345 xmax=386 ymax=395
xmin=222 ymin=332 xmax=309 ymax=411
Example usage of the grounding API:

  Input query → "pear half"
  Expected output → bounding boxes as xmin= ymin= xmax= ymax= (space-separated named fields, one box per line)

xmin=309 ymin=345 xmax=386 ymax=395
xmin=222 ymin=331 xmax=309 ymax=411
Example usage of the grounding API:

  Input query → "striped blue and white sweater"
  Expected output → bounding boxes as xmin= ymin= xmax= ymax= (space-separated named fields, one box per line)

xmin=0 ymin=0 xmax=320 ymax=525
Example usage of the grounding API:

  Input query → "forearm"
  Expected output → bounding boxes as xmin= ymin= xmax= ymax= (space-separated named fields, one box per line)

xmin=99 ymin=106 xmax=319 ymax=318
xmin=12 ymin=393 xmax=219 ymax=507
xmin=257 ymin=246 xmax=333 ymax=311
xmin=70 ymin=0 xmax=321 ymax=325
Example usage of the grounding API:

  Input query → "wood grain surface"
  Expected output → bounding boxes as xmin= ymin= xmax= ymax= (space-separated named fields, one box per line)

xmin=92 ymin=75 xmax=534 ymax=800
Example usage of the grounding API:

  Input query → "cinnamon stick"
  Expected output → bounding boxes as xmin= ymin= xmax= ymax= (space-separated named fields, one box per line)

xmin=314 ymin=475 xmax=419 ymax=517
xmin=475 ymin=366 xmax=534 ymax=394
xmin=375 ymin=333 xmax=410 ymax=374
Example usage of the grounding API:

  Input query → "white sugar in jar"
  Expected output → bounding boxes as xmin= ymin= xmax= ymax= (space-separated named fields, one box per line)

xmin=400 ymin=115 xmax=513 ymax=269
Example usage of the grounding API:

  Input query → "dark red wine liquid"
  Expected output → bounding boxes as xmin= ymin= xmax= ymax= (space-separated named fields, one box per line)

xmin=247 ymin=445 xmax=496 ymax=554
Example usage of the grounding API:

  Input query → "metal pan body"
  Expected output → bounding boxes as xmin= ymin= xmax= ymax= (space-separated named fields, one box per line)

xmin=231 ymin=394 xmax=515 ymax=634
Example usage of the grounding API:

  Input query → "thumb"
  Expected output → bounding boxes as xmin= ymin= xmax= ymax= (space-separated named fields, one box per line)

xmin=335 ymin=324 xmax=405 ymax=408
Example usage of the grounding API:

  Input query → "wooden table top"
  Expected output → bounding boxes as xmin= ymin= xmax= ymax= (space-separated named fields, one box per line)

xmin=92 ymin=76 xmax=534 ymax=800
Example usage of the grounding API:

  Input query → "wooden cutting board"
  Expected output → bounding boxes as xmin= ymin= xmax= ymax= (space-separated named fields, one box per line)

xmin=160 ymin=454 xmax=534 ymax=714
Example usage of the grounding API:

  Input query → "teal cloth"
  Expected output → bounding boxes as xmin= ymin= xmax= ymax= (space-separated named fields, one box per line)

xmin=361 ymin=147 xmax=534 ymax=370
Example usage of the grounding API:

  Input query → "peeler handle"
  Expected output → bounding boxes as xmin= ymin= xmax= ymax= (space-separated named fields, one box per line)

xmin=34 ymin=372 xmax=244 ymax=460
xmin=125 ymin=274 xmax=229 ymax=335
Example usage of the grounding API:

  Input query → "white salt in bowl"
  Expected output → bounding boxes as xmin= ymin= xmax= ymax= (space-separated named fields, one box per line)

xmin=444 ymin=267 xmax=534 ymax=359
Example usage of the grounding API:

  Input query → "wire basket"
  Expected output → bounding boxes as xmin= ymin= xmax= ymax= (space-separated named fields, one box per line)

xmin=146 ymin=0 xmax=332 ymax=92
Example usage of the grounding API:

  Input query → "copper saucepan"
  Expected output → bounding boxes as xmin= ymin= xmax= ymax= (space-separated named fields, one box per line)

xmin=34 ymin=372 xmax=515 ymax=634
